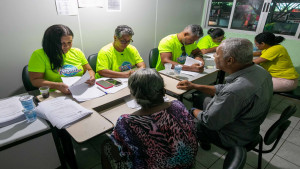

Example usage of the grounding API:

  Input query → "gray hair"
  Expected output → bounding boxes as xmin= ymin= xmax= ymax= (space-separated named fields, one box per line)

xmin=219 ymin=38 xmax=253 ymax=64
xmin=114 ymin=25 xmax=134 ymax=38
xmin=128 ymin=68 xmax=165 ymax=109
xmin=184 ymin=24 xmax=203 ymax=37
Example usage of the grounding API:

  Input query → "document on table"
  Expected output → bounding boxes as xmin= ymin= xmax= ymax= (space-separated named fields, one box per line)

xmin=0 ymin=96 xmax=26 ymax=127
xmin=62 ymin=71 xmax=105 ymax=102
xmin=35 ymin=97 xmax=93 ymax=129
xmin=180 ymin=57 xmax=202 ymax=76
xmin=124 ymin=96 xmax=170 ymax=110
xmin=204 ymin=53 xmax=215 ymax=58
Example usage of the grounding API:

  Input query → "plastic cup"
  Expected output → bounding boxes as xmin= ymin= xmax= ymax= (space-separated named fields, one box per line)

xmin=23 ymin=109 xmax=37 ymax=123
xmin=19 ymin=95 xmax=35 ymax=111
xmin=174 ymin=65 xmax=182 ymax=76
xmin=164 ymin=63 xmax=172 ymax=74
xmin=39 ymin=86 xmax=50 ymax=98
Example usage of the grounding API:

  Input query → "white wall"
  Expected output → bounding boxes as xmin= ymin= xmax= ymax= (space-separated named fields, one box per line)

xmin=0 ymin=0 xmax=204 ymax=98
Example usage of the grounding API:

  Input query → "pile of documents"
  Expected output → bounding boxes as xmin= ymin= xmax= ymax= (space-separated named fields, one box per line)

xmin=62 ymin=71 xmax=105 ymax=101
xmin=0 ymin=96 xmax=26 ymax=127
xmin=35 ymin=97 xmax=93 ymax=129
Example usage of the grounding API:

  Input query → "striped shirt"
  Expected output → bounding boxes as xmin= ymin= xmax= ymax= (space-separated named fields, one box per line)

xmin=197 ymin=64 xmax=273 ymax=147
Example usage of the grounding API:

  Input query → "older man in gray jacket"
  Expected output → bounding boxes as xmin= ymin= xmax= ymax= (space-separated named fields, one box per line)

xmin=177 ymin=38 xmax=273 ymax=149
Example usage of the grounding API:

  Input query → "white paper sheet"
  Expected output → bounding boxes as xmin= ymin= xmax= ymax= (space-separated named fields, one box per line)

xmin=180 ymin=70 xmax=200 ymax=77
xmin=124 ymin=96 xmax=170 ymax=110
xmin=184 ymin=56 xmax=203 ymax=66
xmin=0 ymin=97 xmax=25 ymax=125
xmin=107 ymin=0 xmax=121 ymax=11
xmin=55 ymin=0 xmax=78 ymax=15
xmin=204 ymin=53 xmax=215 ymax=58
xmin=62 ymin=71 xmax=105 ymax=102
xmin=35 ymin=97 xmax=93 ymax=129
xmin=78 ymin=0 xmax=104 ymax=8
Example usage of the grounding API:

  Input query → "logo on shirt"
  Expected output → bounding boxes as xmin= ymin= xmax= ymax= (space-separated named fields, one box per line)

xmin=119 ymin=61 xmax=133 ymax=72
xmin=177 ymin=55 xmax=187 ymax=64
xmin=58 ymin=64 xmax=82 ymax=77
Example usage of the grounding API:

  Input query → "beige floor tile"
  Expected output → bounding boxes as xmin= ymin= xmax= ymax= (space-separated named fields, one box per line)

xmin=246 ymin=151 xmax=274 ymax=169
xmin=265 ymin=155 xmax=300 ymax=169
xmin=286 ymin=129 xmax=300 ymax=147
xmin=195 ymin=144 xmax=226 ymax=168
xmin=276 ymin=141 xmax=300 ymax=166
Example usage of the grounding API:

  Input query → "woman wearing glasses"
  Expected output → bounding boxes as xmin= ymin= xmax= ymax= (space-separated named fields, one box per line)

xmin=28 ymin=24 xmax=95 ymax=94
xmin=96 ymin=25 xmax=146 ymax=78
xmin=197 ymin=28 xmax=225 ymax=54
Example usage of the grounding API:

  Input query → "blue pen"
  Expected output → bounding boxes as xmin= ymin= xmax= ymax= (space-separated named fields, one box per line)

xmin=97 ymin=86 xmax=108 ymax=94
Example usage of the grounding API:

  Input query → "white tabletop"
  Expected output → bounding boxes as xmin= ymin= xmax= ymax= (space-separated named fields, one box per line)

xmin=101 ymin=95 xmax=177 ymax=126
xmin=0 ymin=117 xmax=50 ymax=147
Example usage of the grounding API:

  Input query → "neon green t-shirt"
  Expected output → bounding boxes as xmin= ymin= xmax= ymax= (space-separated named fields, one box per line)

xmin=28 ymin=48 xmax=88 ymax=82
xmin=95 ymin=43 xmax=144 ymax=78
xmin=155 ymin=34 xmax=198 ymax=71
xmin=260 ymin=45 xmax=299 ymax=79
xmin=197 ymin=35 xmax=221 ymax=50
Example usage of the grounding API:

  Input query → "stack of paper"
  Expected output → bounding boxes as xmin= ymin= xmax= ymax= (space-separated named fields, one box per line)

xmin=61 ymin=71 xmax=105 ymax=102
xmin=0 ymin=96 xmax=26 ymax=127
xmin=35 ymin=97 xmax=93 ymax=129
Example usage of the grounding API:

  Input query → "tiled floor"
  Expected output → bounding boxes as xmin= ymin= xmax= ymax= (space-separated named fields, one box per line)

xmin=71 ymin=94 xmax=300 ymax=169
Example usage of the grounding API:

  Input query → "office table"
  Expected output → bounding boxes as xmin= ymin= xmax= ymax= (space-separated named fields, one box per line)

xmin=100 ymin=95 xmax=177 ymax=126
xmin=35 ymin=87 xmax=131 ymax=169
xmin=0 ymin=118 xmax=62 ymax=169
xmin=159 ymin=67 xmax=219 ymax=100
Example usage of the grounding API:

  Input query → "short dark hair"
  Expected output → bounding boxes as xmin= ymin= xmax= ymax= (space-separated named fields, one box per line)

xmin=207 ymin=28 xmax=225 ymax=39
xmin=255 ymin=32 xmax=285 ymax=46
xmin=42 ymin=24 xmax=73 ymax=71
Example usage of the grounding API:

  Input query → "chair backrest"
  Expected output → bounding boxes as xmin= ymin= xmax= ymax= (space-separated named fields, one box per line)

xmin=223 ymin=146 xmax=247 ymax=169
xmin=88 ymin=53 xmax=98 ymax=72
xmin=264 ymin=105 xmax=297 ymax=145
xmin=22 ymin=65 xmax=38 ymax=91
xmin=149 ymin=48 xmax=159 ymax=68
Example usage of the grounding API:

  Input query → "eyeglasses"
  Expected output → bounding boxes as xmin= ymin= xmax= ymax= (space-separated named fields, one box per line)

xmin=181 ymin=46 xmax=187 ymax=56
xmin=119 ymin=39 xmax=133 ymax=44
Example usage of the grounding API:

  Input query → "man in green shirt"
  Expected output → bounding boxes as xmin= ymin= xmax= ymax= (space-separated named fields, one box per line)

xmin=96 ymin=25 xmax=146 ymax=78
xmin=156 ymin=24 xmax=205 ymax=72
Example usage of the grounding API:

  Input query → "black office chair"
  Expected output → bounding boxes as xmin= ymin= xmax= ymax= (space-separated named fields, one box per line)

xmin=274 ymin=86 xmax=300 ymax=100
xmin=149 ymin=48 xmax=159 ymax=68
xmin=22 ymin=65 xmax=38 ymax=91
xmin=223 ymin=146 xmax=247 ymax=169
xmin=244 ymin=104 xmax=297 ymax=169
xmin=87 ymin=53 xmax=98 ymax=72
xmin=216 ymin=104 xmax=297 ymax=169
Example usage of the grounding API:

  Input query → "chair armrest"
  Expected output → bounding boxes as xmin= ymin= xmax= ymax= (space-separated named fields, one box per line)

xmin=223 ymin=146 xmax=247 ymax=169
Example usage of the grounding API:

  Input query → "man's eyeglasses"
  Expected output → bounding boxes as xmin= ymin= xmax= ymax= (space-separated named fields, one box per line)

xmin=181 ymin=46 xmax=187 ymax=56
xmin=119 ymin=39 xmax=133 ymax=44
